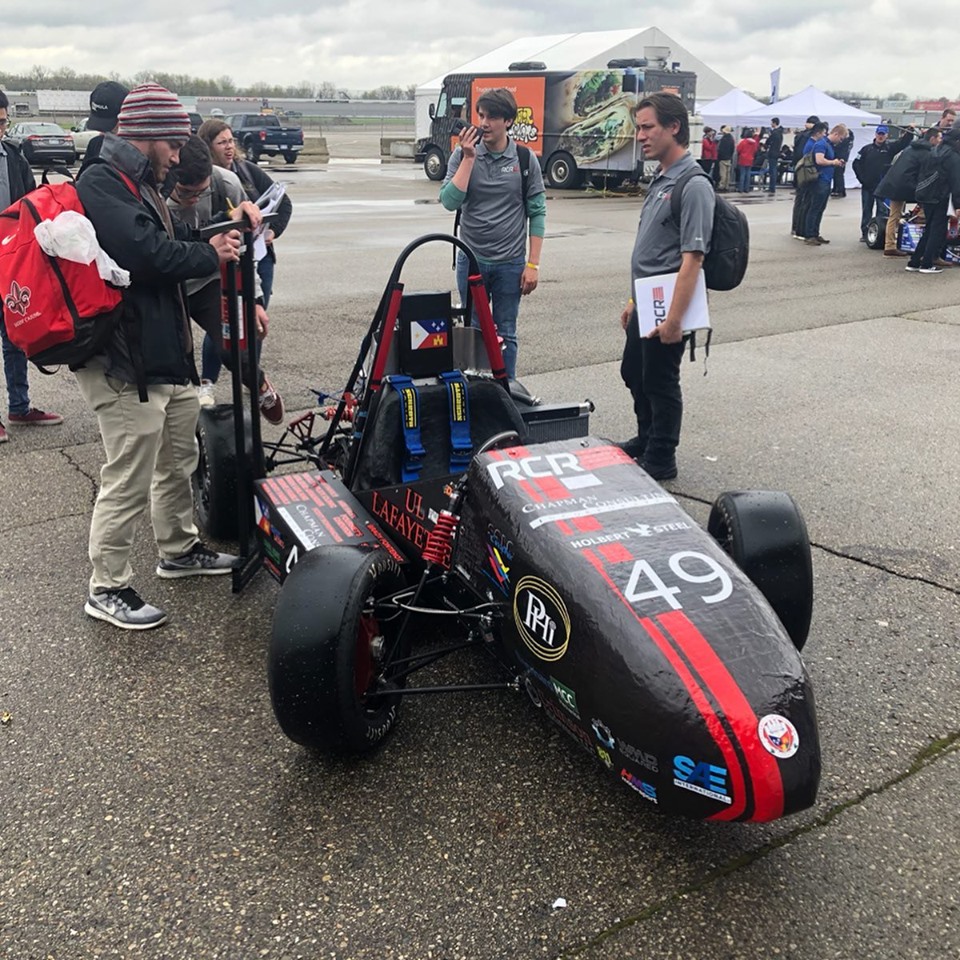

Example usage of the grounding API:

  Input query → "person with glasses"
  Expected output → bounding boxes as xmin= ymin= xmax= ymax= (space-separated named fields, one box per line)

xmin=164 ymin=135 xmax=284 ymax=421
xmin=197 ymin=119 xmax=292 ymax=399
xmin=0 ymin=90 xmax=63 ymax=444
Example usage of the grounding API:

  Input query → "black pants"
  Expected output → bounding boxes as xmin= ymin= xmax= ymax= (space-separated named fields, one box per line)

xmin=188 ymin=281 xmax=262 ymax=393
xmin=791 ymin=181 xmax=815 ymax=236
xmin=908 ymin=200 xmax=949 ymax=269
xmin=620 ymin=316 xmax=685 ymax=468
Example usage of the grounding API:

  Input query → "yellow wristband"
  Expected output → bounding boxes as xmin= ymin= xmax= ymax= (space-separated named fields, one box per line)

xmin=526 ymin=262 xmax=539 ymax=270
xmin=628 ymin=297 xmax=635 ymax=305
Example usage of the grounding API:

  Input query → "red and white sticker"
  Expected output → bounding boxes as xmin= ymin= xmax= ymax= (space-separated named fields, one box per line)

xmin=757 ymin=714 xmax=800 ymax=759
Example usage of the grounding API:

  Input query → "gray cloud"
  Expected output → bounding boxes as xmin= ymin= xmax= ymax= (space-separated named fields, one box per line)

xmin=1 ymin=3 xmax=957 ymax=98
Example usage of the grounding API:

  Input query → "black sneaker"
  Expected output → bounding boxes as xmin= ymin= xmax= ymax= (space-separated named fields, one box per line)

xmin=642 ymin=460 xmax=678 ymax=481
xmin=85 ymin=587 xmax=168 ymax=630
xmin=156 ymin=542 xmax=238 ymax=579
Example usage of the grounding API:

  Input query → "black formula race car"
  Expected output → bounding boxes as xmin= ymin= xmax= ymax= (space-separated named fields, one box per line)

xmin=196 ymin=232 xmax=820 ymax=823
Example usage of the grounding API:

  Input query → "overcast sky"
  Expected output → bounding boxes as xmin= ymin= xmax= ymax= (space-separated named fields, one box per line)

xmin=3 ymin=3 xmax=957 ymax=99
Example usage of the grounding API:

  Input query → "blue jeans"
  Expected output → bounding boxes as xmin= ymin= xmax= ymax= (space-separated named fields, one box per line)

xmin=805 ymin=179 xmax=832 ymax=239
xmin=456 ymin=253 xmax=524 ymax=380
xmin=0 ymin=319 xmax=30 ymax=416
xmin=767 ymin=156 xmax=778 ymax=192
xmin=737 ymin=165 xmax=752 ymax=192
xmin=860 ymin=188 xmax=879 ymax=238
xmin=201 ymin=257 xmax=273 ymax=383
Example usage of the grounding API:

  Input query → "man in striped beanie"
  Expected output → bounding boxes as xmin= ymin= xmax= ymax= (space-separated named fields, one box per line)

xmin=75 ymin=82 xmax=244 ymax=631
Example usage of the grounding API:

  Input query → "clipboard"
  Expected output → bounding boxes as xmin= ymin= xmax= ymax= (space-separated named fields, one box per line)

xmin=634 ymin=270 xmax=710 ymax=337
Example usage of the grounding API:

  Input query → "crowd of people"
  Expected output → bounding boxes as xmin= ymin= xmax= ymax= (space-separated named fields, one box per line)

xmin=0 ymin=82 xmax=294 ymax=629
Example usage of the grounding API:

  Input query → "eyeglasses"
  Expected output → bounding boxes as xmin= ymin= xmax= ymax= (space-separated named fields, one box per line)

xmin=0 ymin=119 xmax=9 ymax=129
xmin=213 ymin=138 xmax=234 ymax=148
xmin=174 ymin=182 xmax=209 ymax=200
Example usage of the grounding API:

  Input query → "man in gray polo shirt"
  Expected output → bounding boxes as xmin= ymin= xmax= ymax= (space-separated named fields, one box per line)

xmin=619 ymin=93 xmax=713 ymax=481
xmin=440 ymin=88 xmax=546 ymax=380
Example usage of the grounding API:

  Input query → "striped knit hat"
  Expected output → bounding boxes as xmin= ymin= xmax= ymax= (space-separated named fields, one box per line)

xmin=116 ymin=83 xmax=190 ymax=141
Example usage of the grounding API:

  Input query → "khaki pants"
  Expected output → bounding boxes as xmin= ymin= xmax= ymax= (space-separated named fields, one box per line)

xmin=718 ymin=159 xmax=733 ymax=190
xmin=75 ymin=367 xmax=200 ymax=594
xmin=885 ymin=199 xmax=905 ymax=251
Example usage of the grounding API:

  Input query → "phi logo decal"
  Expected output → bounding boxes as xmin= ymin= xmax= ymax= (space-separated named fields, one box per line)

xmin=4 ymin=280 xmax=30 ymax=316
xmin=513 ymin=575 xmax=571 ymax=662
xmin=757 ymin=714 xmax=800 ymax=759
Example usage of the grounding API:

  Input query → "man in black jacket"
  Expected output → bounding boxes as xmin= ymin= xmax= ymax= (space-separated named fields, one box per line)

xmin=852 ymin=124 xmax=913 ymax=240
xmin=874 ymin=128 xmax=940 ymax=256
xmin=905 ymin=126 xmax=960 ymax=274
xmin=716 ymin=126 xmax=735 ymax=191
xmin=792 ymin=116 xmax=820 ymax=165
xmin=0 ymin=90 xmax=63 ymax=443
xmin=765 ymin=118 xmax=784 ymax=193
xmin=75 ymin=84 xmax=243 ymax=630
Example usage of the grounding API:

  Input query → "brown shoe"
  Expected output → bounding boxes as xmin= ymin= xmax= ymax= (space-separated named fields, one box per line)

xmin=815 ymin=236 xmax=831 ymax=244
xmin=934 ymin=258 xmax=954 ymax=268
xmin=883 ymin=249 xmax=909 ymax=257
xmin=804 ymin=237 xmax=823 ymax=246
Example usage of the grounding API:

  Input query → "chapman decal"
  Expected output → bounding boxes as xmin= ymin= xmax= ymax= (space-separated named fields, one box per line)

xmin=513 ymin=576 xmax=571 ymax=662
xmin=757 ymin=714 xmax=800 ymax=759
xmin=527 ymin=492 xmax=676 ymax=530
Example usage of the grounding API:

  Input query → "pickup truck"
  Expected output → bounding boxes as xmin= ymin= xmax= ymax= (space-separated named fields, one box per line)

xmin=223 ymin=113 xmax=304 ymax=164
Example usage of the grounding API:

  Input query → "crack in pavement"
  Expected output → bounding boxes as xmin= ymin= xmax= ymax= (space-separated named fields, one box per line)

xmin=560 ymin=730 xmax=960 ymax=958
xmin=60 ymin=448 xmax=99 ymax=509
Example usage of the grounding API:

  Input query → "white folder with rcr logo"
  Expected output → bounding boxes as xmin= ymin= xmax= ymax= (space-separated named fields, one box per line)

xmin=634 ymin=270 xmax=710 ymax=338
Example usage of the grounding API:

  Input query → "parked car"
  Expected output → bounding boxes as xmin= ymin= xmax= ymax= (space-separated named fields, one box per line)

xmin=210 ymin=108 xmax=225 ymax=118
xmin=69 ymin=117 xmax=102 ymax=157
xmin=5 ymin=122 xmax=77 ymax=166
xmin=188 ymin=112 xmax=203 ymax=134
xmin=222 ymin=113 xmax=304 ymax=163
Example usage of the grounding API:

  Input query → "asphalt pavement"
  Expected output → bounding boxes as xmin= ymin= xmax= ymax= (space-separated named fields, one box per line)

xmin=1 ymin=144 xmax=958 ymax=959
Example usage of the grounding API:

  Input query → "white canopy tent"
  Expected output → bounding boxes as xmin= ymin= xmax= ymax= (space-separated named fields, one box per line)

xmin=742 ymin=86 xmax=882 ymax=189
xmin=700 ymin=88 xmax=765 ymax=130
xmin=414 ymin=27 xmax=734 ymax=141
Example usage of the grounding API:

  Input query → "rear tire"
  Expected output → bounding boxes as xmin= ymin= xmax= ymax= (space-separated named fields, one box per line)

xmin=547 ymin=152 xmax=579 ymax=189
xmin=193 ymin=405 xmax=241 ymax=541
xmin=865 ymin=217 xmax=886 ymax=249
xmin=269 ymin=548 xmax=408 ymax=754
xmin=708 ymin=491 xmax=813 ymax=651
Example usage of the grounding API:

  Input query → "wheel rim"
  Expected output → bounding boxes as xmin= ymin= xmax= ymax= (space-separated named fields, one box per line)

xmin=867 ymin=223 xmax=879 ymax=244
xmin=426 ymin=152 xmax=442 ymax=178
xmin=553 ymin=160 xmax=569 ymax=183
xmin=354 ymin=610 xmax=380 ymax=701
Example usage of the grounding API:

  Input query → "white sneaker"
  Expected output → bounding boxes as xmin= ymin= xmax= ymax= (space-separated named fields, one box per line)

xmin=198 ymin=380 xmax=216 ymax=407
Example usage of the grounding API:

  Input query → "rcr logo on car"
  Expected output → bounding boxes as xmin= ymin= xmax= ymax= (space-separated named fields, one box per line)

xmin=513 ymin=575 xmax=571 ymax=662
xmin=486 ymin=452 xmax=601 ymax=491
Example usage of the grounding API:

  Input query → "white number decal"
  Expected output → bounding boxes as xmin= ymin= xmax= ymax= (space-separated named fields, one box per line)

xmin=285 ymin=544 xmax=300 ymax=575
xmin=623 ymin=551 xmax=733 ymax=610
xmin=668 ymin=551 xmax=733 ymax=605
xmin=624 ymin=559 xmax=682 ymax=610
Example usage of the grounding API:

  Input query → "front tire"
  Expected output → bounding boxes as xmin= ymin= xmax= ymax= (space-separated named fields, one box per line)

xmin=708 ymin=491 xmax=813 ymax=651
xmin=269 ymin=547 xmax=408 ymax=754
xmin=547 ymin=151 xmax=579 ymax=189
xmin=423 ymin=147 xmax=445 ymax=181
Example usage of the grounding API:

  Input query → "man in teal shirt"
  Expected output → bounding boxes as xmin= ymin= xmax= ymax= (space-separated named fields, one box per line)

xmin=440 ymin=88 xmax=546 ymax=380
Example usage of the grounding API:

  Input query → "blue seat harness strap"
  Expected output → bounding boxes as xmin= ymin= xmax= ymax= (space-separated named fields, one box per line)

xmin=385 ymin=375 xmax=425 ymax=482
xmin=440 ymin=370 xmax=472 ymax=473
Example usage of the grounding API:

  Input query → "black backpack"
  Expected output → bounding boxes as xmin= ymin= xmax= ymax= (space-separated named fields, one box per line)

xmin=668 ymin=167 xmax=750 ymax=291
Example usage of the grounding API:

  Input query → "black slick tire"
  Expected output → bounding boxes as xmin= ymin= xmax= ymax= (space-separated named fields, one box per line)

xmin=707 ymin=491 xmax=814 ymax=651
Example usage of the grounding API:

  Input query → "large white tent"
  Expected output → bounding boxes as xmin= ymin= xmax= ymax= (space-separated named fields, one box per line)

xmin=414 ymin=27 xmax=734 ymax=141
xmin=700 ymin=88 xmax=765 ymax=130
xmin=743 ymin=86 xmax=882 ymax=189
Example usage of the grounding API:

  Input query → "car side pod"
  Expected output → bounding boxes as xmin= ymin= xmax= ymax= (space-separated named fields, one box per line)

xmin=453 ymin=437 xmax=821 ymax=822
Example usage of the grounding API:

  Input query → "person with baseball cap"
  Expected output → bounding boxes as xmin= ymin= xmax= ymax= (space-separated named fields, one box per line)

xmin=852 ymin=122 xmax=913 ymax=241
xmin=77 ymin=80 xmax=128 ymax=174
xmin=75 ymin=83 xmax=244 ymax=630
